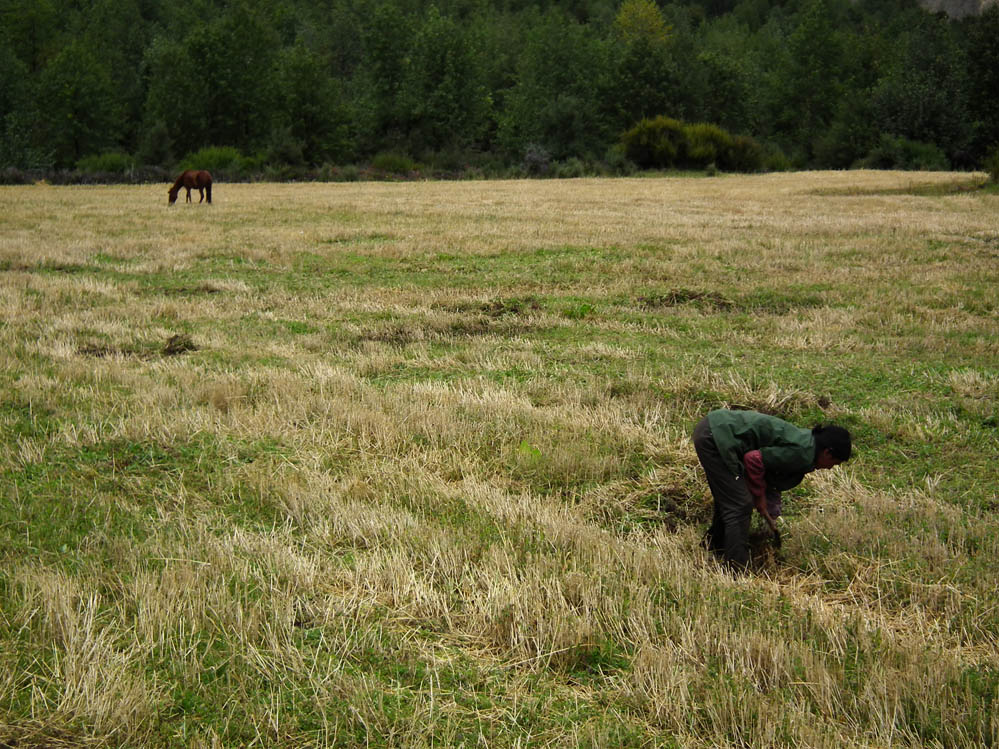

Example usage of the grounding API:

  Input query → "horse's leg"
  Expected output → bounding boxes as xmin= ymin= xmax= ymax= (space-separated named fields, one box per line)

xmin=198 ymin=187 xmax=204 ymax=203
xmin=185 ymin=187 xmax=192 ymax=203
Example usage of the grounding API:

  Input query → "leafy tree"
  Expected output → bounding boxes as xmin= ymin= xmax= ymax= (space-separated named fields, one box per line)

xmin=868 ymin=14 xmax=972 ymax=165
xmin=498 ymin=9 xmax=611 ymax=161
xmin=603 ymin=36 xmax=683 ymax=135
xmin=0 ymin=37 xmax=49 ymax=167
xmin=357 ymin=2 xmax=415 ymax=151
xmin=141 ymin=36 xmax=200 ymax=158
xmin=400 ymin=6 xmax=492 ymax=153
xmin=143 ymin=3 xmax=279 ymax=158
xmin=35 ymin=40 xmax=120 ymax=166
xmin=0 ymin=0 xmax=61 ymax=72
xmin=81 ymin=0 xmax=149 ymax=155
xmin=0 ymin=0 xmax=990 ymax=174
xmin=602 ymin=0 xmax=683 ymax=134
xmin=694 ymin=48 xmax=753 ymax=134
xmin=273 ymin=43 xmax=356 ymax=164
xmin=772 ymin=0 xmax=846 ymax=160
xmin=685 ymin=14 xmax=770 ymax=133
xmin=613 ymin=0 xmax=671 ymax=44
xmin=963 ymin=5 xmax=999 ymax=163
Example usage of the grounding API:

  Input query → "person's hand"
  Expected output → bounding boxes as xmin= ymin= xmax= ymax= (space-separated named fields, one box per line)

xmin=755 ymin=498 xmax=780 ymax=547
xmin=754 ymin=497 xmax=776 ymax=529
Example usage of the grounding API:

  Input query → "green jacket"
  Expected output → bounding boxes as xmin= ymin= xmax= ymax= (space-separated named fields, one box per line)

xmin=707 ymin=409 xmax=816 ymax=491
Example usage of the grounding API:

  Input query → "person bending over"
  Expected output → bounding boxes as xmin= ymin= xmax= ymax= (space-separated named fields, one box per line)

xmin=692 ymin=408 xmax=851 ymax=571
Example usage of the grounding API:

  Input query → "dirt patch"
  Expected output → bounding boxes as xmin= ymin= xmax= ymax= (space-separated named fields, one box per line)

xmin=638 ymin=289 xmax=732 ymax=310
xmin=77 ymin=334 xmax=198 ymax=359
xmin=356 ymin=314 xmax=533 ymax=346
xmin=434 ymin=296 xmax=543 ymax=318
xmin=162 ymin=334 xmax=197 ymax=356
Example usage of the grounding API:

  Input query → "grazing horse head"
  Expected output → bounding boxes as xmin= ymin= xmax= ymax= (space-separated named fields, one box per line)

xmin=168 ymin=170 xmax=213 ymax=205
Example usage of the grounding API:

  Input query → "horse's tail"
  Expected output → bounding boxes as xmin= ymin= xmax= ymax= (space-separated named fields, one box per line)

xmin=206 ymin=183 xmax=212 ymax=204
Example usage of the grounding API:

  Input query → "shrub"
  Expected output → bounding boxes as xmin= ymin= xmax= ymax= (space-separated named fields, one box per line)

xmin=0 ymin=167 xmax=33 ymax=185
xmin=603 ymin=144 xmax=636 ymax=175
xmin=983 ymin=144 xmax=999 ymax=184
xmin=554 ymin=157 xmax=587 ymax=178
xmin=522 ymin=144 xmax=552 ymax=176
xmin=265 ymin=126 xmax=306 ymax=167
xmin=622 ymin=117 xmax=769 ymax=172
xmin=682 ymin=123 xmax=733 ymax=169
xmin=371 ymin=151 xmax=418 ymax=175
xmin=857 ymin=134 xmax=950 ymax=171
xmin=178 ymin=146 xmax=262 ymax=179
xmin=724 ymin=135 xmax=767 ymax=173
xmin=337 ymin=165 xmax=362 ymax=182
xmin=763 ymin=144 xmax=793 ymax=172
xmin=621 ymin=116 xmax=685 ymax=169
xmin=76 ymin=152 xmax=135 ymax=174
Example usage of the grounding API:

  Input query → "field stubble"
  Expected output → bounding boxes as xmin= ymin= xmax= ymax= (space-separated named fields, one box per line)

xmin=1 ymin=171 xmax=998 ymax=747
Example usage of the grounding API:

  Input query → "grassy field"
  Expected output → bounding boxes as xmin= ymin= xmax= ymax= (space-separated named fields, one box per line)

xmin=1 ymin=171 xmax=997 ymax=748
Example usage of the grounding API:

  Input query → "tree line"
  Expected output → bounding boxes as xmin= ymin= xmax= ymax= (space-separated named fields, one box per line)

xmin=1 ymin=0 xmax=997 ymax=178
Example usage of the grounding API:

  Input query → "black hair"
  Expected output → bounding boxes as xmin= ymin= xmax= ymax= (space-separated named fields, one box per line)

xmin=813 ymin=424 xmax=852 ymax=461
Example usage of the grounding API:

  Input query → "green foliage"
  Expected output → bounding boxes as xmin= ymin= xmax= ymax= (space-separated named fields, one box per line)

xmin=613 ymin=0 xmax=672 ymax=45
xmin=272 ymin=44 xmax=355 ymax=165
xmin=76 ymin=152 xmax=135 ymax=174
xmin=554 ymin=157 xmax=588 ymax=178
xmin=0 ymin=0 xmax=993 ymax=173
xmin=772 ymin=0 xmax=845 ymax=158
xmin=866 ymin=14 xmax=972 ymax=165
xmin=683 ymin=122 xmax=733 ymax=168
xmin=694 ymin=49 xmax=753 ymax=135
xmin=142 ymin=5 xmax=279 ymax=160
xmin=400 ymin=7 xmax=492 ymax=153
xmin=35 ymin=40 xmax=120 ymax=167
xmin=371 ymin=151 xmax=419 ymax=174
xmin=621 ymin=115 xmax=685 ymax=169
xmin=179 ymin=146 xmax=262 ymax=177
xmin=725 ymin=134 xmax=767 ymax=172
xmin=604 ymin=35 xmax=683 ymax=135
xmin=857 ymin=134 xmax=950 ymax=171
xmin=0 ymin=40 xmax=40 ymax=168
xmin=981 ymin=144 xmax=999 ymax=184
xmin=621 ymin=116 xmax=766 ymax=172
xmin=497 ymin=10 xmax=611 ymax=161
xmin=965 ymin=6 xmax=999 ymax=159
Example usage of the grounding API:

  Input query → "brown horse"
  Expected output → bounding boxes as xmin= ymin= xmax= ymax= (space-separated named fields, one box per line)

xmin=168 ymin=170 xmax=213 ymax=205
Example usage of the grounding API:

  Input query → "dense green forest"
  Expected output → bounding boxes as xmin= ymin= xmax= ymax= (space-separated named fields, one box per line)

xmin=1 ymin=0 xmax=997 ymax=177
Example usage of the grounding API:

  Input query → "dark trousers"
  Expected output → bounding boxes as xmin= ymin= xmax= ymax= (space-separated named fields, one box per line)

xmin=692 ymin=416 xmax=753 ymax=569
